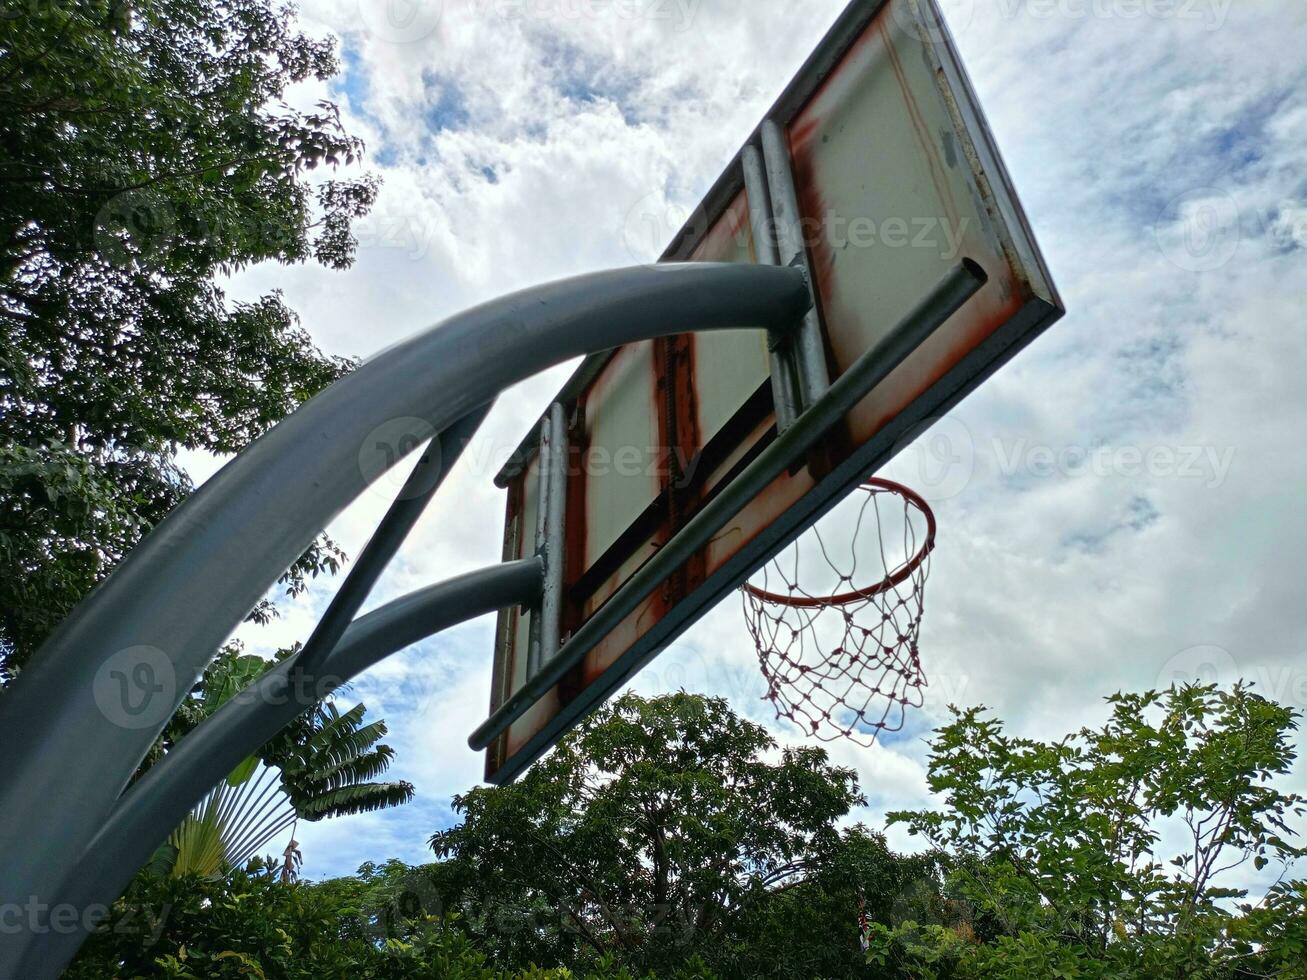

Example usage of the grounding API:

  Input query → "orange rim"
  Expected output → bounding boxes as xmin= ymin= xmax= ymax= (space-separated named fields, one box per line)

xmin=741 ymin=478 xmax=936 ymax=608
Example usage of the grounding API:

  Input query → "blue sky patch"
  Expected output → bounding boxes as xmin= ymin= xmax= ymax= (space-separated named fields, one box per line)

xmin=535 ymin=32 xmax=643 ymax=125
xmin=421 ymin=73 xmax=472 ymax=133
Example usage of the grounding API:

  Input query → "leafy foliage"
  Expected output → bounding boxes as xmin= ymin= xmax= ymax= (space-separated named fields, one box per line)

xmin=876 ymin=683 xmax=1307 ymax=978
xmin=66 ymin=861 xmax=602 ymax=980
xmin=265 ymin=699 xmax=416 ymax=821
xmin=0 ymin=0 xmax=375 ymax=680
xmin=64 ymin=687 xmax=1307 ymax=979
xmin=134 ymin=643 xmax=268 ymax=777
xmin=428 ymin=692 xmax=933 ymax=978
xmin=141 ymin=646 xmax=414 ymax=877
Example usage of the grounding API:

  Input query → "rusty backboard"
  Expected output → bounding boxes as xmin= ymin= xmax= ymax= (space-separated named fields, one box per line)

xmin=483 ymin=0 xmax=1063 ymax=784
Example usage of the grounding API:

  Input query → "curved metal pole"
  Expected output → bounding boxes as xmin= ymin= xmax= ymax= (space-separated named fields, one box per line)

xmin=21 ymin=558 xmax=544 ymax=980
xmin=0 ymin=263 xmax=810 ymax=924
xmin=16 ymin=405 xmax=491 ymax=980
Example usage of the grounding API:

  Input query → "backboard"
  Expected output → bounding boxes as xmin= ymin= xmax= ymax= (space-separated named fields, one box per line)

xmin=481 ymin=0 xmax=1063 ymax=784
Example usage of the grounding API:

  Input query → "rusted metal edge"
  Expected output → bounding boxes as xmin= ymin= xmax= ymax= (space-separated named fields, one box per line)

xmin=912 ymin=0 xmax=1063 ymax=313
xmin=493 ymin=0 xmax=896 ymax=487
xmin=660 ymin=0 xmax=898 ymax=263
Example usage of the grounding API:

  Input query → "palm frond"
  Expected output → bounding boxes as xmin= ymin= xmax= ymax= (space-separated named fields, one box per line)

xmin=296 ymin=780 xmax=415 ymax=820
xmin=163 ymin=698 xmax=412 ymax=878
xmin=167 ymin=766 xmax=293 ymax=877
xmin=298 ymin=742 xmax=396 ymax=793
xmin=269 ymin=700 xmax=412 ymax=822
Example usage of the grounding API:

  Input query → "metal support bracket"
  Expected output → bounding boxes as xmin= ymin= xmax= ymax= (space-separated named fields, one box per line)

xmin=21 ymin=558 xmax=545 ymax=980
xmin=741 ymin=143 xmax=802 ymax=432
xmin=760 ymin=119 xmax=832 ymax=412
xmin=526 ymin=402 xmax=568 ymax=679
xmin=0 ymin=261 xmax=810 ymax=980
xmin=288 ymin=406 xmax=492 ymax=681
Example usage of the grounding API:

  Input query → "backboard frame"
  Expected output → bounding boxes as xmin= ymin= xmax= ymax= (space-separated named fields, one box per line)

xmin=483 ymin=0 xmax=1064 ymax=784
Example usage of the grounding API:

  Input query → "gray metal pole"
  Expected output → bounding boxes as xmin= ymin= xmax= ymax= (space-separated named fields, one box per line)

xmin=761 ymin=119 xmax=831 ymax=410
xmin=0 ymin=262 xmax=809 ymax=957
xmin=538 ymin=403 xmax=569 ymax=669
xmin=741 ymin=143 xmax=801 ymax=432
xmin=470 ymin=259 xmax=987 ymax=752
xmin=17 ymin=559 xmax=544 ymax=980
xmin=289 ymin=404 xmax=492 ymax=680
xmin=525 ymin=404 xmax=565 ymax=680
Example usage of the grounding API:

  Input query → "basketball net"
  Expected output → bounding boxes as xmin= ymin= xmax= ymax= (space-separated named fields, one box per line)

xmin=740 ymin=478 xmax=935 ymax=746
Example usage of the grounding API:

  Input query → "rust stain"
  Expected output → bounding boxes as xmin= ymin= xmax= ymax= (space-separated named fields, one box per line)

xmin=790 ymin=135 xmax=838 ymax=315
xmin=486 ymin=476 xmax=528 ymax=780
xmin=689 ymin=190 xmax=751 ymax=261
xmin=849 ymin=288 xmax=1023 ymax=446
xmin=673 ymin=334 xmax=706 ymax=593
xmin=790 ymin=2 xmax=886 ymax=154
xmin=788 ymin=113 xmax=822 ymax=156
xmin=792 ymin=4 xmax=962 ymax=234
xmin=651 ymin=336 xmax=677 ymax=622
xmin=651 ymin=329 xmax=705 ymax=612
xmin=878 ymin=17 xmax=961 ymax=227
xmin=782 ymin=125 xmax=848 ymax=479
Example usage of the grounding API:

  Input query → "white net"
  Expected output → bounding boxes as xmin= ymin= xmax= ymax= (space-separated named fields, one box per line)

xmin=740 ymin=479 xmax=934 ymax=745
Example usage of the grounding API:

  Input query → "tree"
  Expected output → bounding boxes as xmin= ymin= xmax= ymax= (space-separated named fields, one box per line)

xmin=65 ymin=859 xmax=595 ymax=980
xmin=0 ymin=0 xmax=377 ymax=680
xmin=720 ymin=826 xmax=945 ymax=979
xmin=428 ymin=692 xmax=933 ymax=978
xmin=149 ymin=646 xmax=415 ymax=877
xmin=266 ymin=700 xmax=415 ymax=821
xmin=874 ymin=683 xmax=1307 ymax=978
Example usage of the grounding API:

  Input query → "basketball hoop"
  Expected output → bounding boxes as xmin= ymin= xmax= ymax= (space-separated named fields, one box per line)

xmin=741 ymin=478 xmax=935 ymax=745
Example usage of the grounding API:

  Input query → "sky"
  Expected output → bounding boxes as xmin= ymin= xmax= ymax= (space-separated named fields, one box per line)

xmin=192 ymin=0 xmax=1307 ymax=891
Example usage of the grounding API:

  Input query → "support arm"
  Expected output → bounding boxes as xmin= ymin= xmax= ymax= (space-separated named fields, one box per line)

xmin=20 ymin=558 xmax=545 ymax=980
xmin=0 ymin=261 xmax=810 ymax=976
